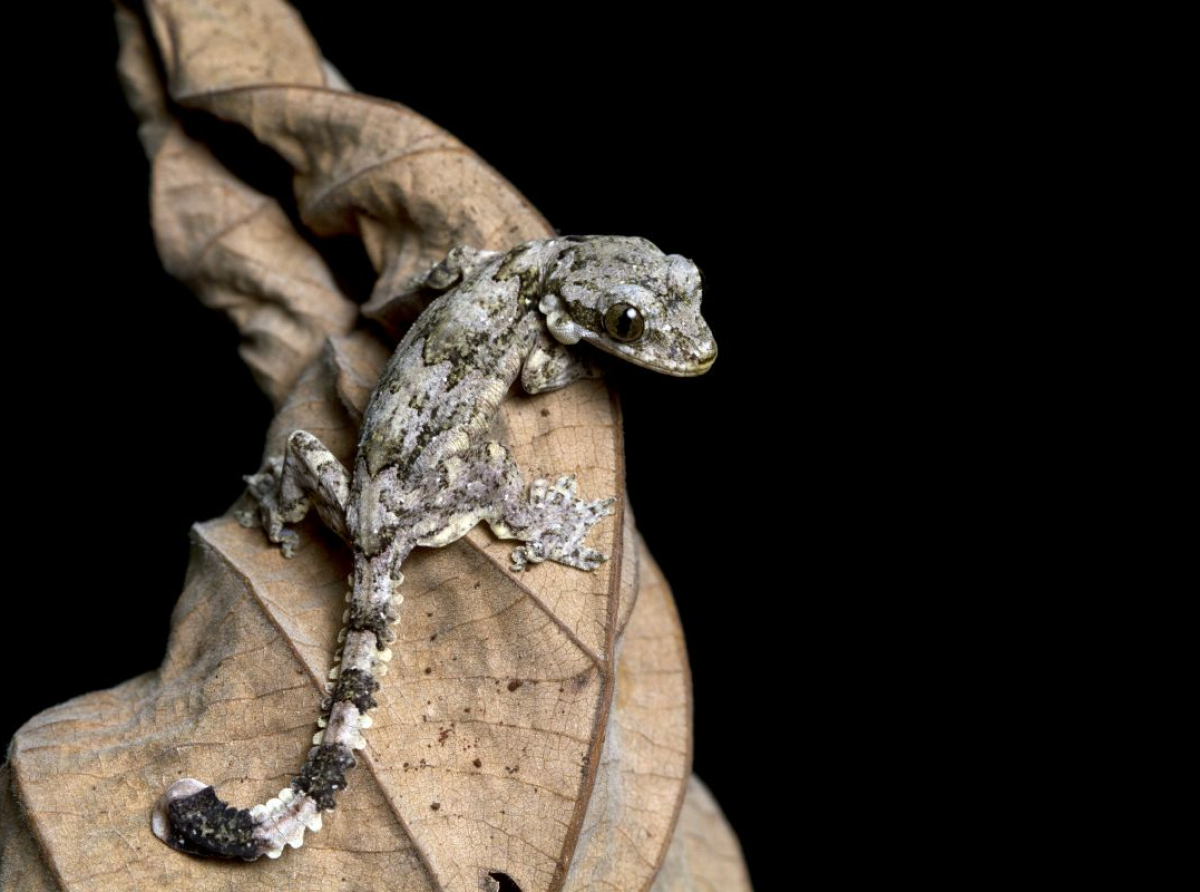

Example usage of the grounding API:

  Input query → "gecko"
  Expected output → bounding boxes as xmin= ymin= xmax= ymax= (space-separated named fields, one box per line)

xmin=150 ymin=234 xmax=717 ymax=860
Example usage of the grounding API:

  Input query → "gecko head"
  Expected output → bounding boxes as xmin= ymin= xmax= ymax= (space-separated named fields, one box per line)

xmin=539 ymin=235 xmax=717 ymax=376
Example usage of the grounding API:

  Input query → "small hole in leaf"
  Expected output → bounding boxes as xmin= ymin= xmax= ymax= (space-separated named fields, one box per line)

xmin=489 ymin=872 xmax=523 ymax=892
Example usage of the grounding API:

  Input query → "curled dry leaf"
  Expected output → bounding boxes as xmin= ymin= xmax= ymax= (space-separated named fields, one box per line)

xmin=140 ymin=0 xmax=554 ymax=328
xmin=116 ymin=5 xmax=358 ymax=407
xmin=2 ymin=1 xmax=751 ymax=890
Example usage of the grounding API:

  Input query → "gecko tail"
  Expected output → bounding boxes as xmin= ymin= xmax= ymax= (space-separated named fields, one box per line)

xmin=153 ymin=777 xmax=328 ymax=860
xmin=151 ymin=576 xmax=403 ymax=860
xmin=152 ymin=779 xmax=262 ymax=860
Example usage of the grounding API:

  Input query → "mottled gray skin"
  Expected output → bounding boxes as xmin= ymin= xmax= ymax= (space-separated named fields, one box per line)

xmin=152 ymin=235 xmax=716 ymax=861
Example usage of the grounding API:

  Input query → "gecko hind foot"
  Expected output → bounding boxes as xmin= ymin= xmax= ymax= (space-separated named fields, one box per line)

xmin=237 ymin=457 xmax=303 ymax=558
xmin=507 ymin=475 xmax=616 ymax=572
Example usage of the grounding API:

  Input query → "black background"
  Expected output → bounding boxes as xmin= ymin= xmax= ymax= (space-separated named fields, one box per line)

xmin=5 ymin=4 xmax=799 ymax=886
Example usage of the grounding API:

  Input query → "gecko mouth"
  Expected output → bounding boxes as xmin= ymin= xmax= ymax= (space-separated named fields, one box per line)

xmin=598 ymin=341 xmax=717 ymax=376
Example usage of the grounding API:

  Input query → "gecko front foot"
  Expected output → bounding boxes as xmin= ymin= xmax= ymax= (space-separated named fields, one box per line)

xmin=506 ymin=475 xmax=616 ymax=572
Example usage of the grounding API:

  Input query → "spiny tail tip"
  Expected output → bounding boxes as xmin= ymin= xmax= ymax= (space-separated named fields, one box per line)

xmin=151 ymin=778 xmax=262 ymax=861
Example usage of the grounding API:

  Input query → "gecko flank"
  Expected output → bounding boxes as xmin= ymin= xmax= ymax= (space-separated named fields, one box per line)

xmin=151 ymin=235 xmax=716 ymax=860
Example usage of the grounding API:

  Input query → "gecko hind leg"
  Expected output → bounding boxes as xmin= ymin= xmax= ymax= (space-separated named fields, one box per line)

xmin=236 ymin=430 xmax=351 ymax=557
xmin=412 ymin=442 xmax=614 ymax=572
xmin=453 ymin=442 xmax=615 ymax=572
xmin=497 ymin=473 xmax=616 ymax=572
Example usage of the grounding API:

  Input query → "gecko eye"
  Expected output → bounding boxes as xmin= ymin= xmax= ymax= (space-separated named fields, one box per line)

xmin=603 ymin=303 xmax=644 ymax=342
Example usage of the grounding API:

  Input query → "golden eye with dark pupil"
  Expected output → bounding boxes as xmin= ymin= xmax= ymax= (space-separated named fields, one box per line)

xmin=603 ymin=303 xmax=644 ymax=342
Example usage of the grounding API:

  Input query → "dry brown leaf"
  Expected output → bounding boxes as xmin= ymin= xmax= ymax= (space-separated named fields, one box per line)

xmin=1 ymin=1 xmax=750 ymax=889
xmin=0 ymin=767 xmax=57 ymax=892
xmin=116 ymin=4 xmax=358 ymax=407
xmin=2 ymin=525 xmax=735 ymax=892
xmin=649 ymin=778 xmax=754 ymax=892
xmin=562 ymin=535 xmax=690 ymax=892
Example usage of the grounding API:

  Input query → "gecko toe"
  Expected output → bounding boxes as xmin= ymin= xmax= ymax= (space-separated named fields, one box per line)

xmin=576 ymin=547 xmax=608 ymax=570
xmin=277 ymin=529 xmax=301 ymax=559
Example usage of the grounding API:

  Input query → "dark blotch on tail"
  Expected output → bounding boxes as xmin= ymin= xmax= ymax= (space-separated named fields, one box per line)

xmin=164 ymin=786 xmax=259 ymax=860
xmin=294 ymin=744 xmax=357 ymax=810
xmin=346 ymin=601 xmax=395 ymax=647
xmin=326 ymin=667 xmax=380 ymax=713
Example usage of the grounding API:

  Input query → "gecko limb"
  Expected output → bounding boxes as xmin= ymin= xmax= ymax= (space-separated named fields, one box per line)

xmin=406 ymin=441 xmax=614 ymax=572
xmin=237 ymin=430 xmax=351 ymax=556
xmin=445 ymin=442 xmax=615 ymax=571
xmin=495 ymin=473 xmax=615 ymax=572
xmin=521 ymin=326 xmax=603 ymax=394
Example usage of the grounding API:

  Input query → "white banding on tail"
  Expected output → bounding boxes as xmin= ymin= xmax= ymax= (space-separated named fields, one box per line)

xmin=250 ymin=787 xmax=323 ymax=857
xmin=153 ymin=585 xmax=406 ymax=859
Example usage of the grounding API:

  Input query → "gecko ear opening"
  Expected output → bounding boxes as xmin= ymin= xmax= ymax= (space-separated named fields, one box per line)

xmin=539 ymin=293 xmax=585 ymax=345
xmin=546 ymin=314 xmax=583 ymax=345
